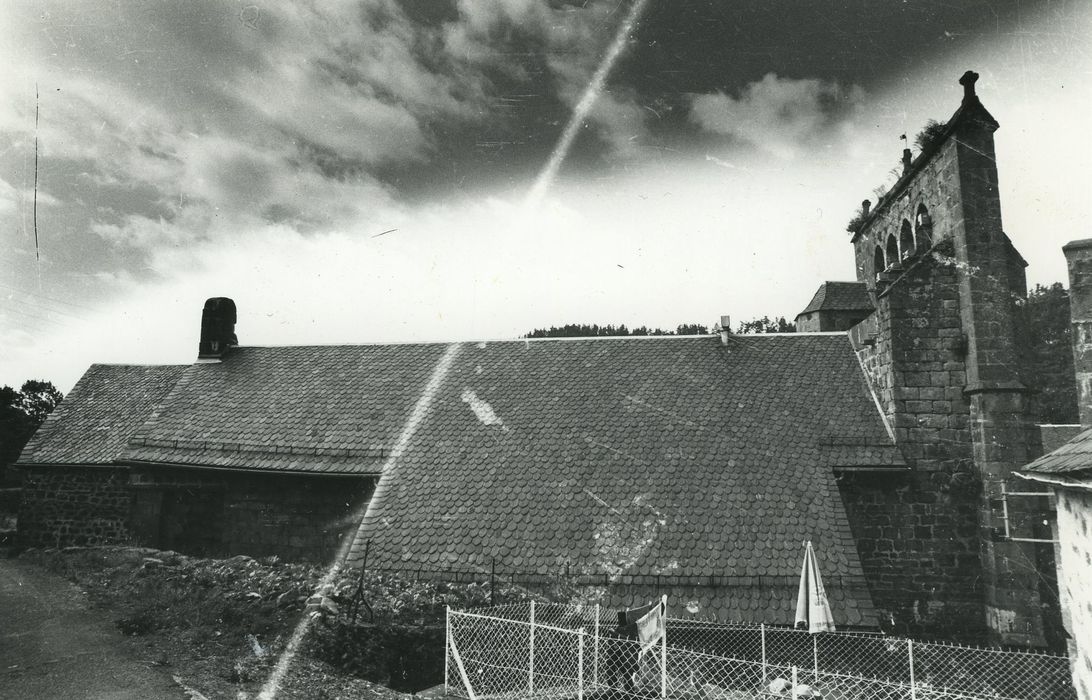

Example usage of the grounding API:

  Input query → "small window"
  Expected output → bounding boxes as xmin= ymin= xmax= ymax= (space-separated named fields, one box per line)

xmin=899 ymin=220 xmax=915 ymax=260
xmin=886 ymin=233 xmax=899 ymax=268
xmin=915 ymin=204 xmax=933 ymax=248
xmin=873 ymin=245 xmax=886 ymax=280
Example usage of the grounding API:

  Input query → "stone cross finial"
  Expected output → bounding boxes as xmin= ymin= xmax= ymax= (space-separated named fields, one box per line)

xmin=959 ymin=70 xmax=979 ymax=100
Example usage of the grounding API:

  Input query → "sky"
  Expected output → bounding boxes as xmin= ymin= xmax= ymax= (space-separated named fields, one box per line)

xmin=1 ymin=0 xmax=1090 ymax=393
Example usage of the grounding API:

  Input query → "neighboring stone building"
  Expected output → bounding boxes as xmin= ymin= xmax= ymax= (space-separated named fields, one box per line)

xmin=793 ymin=282 xmax=873 ymax=332
xmin=1017 ymin=239 xmax=1092 ymax=700
xmin=14 ymin=72 xmax=1071 ymax=648
xmin=17 ymin=300 xmax=379 ymax=562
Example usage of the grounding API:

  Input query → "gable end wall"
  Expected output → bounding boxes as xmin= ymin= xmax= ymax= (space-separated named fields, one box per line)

xmin=18 ymin=466 xmax=133 ymax=548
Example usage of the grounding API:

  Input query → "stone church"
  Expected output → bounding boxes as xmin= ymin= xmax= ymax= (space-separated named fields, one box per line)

xmin=15 ymin=71 xmax=1069 ymax=650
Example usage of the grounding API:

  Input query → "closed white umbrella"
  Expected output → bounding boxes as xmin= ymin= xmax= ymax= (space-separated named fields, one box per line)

xmin=795 ymin=540 xmax=836 ymax=633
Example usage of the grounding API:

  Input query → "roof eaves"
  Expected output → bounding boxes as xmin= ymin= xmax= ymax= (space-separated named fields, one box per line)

xmin=118 ymin=458 xmax=384 ymax=477
xmin=1021 ymin=427 xmax=1092 ymax=474
xmin=1016 ymin=469 xmax=1092 ymax=491
xmin=12 ymin=460 xmax=121 ymax=469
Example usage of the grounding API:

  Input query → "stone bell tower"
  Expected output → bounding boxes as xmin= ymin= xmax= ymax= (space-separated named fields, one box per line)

xmin=842 ymin=71 xmax=1052 ymax=646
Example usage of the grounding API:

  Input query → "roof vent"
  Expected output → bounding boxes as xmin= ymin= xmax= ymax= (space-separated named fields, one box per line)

xmin=198 ymin=297 xmax=238 ymax=361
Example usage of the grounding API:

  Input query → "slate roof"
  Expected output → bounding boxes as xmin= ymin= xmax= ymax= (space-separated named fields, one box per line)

xmin=798 ymin=282 xmax=873 ymax=316
xmin=120 ymin=345 xmax=449 ymax=474
xmin=21 ymin=334 xmax=899 ymax=625
xmin=17 ymin=364 xmax=186 ymax=466
xmin=1020 ymin=426 xmax=1092 ymax=477
xmin=344 ymin=334 xmax=898 ymax=626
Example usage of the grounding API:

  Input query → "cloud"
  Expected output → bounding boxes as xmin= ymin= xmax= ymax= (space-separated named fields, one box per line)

xmin=443 ymin=0 xmax=652 ymax=159
xmin=689 ymin=73 xmax=865 ymax=160
xmin=1 ymin=0 xmax=662 ymax=275
xmin=0 ymin=177 xmax=22 ymax=216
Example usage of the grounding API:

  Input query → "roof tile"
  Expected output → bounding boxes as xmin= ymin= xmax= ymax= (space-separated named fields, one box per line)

xmin=17 ymin=364 xmax=186 ymax=465
xmin=345 ymin=334 xmax=889 ymax=626
xmin=798 ymin=282 xmax=874 ymax=316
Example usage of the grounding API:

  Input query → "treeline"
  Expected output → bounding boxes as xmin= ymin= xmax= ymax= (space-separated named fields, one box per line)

xmin=1019 ymin=283 xmax=1077 ymax=424
xmin=525 ymin=317 xmax=795 ymax=338
xmin=1 ymin=380 xmax=63 ymax=485
xmin=524 ymin=323 xmax=710 ymax=338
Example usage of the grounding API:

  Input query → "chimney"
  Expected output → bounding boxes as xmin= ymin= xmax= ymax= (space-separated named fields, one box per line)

xmin=1064 ymin=240 xmax=1092 ymax=429
xmin=902 ymin=148 xmax=913 ymax=174
xmin=719 ymin=315 xmax=731 ymax=345
xmin=861 ymin=200 xmax=871 ymax=217
xmin=198 ymin=297 xmax=238 ymax=361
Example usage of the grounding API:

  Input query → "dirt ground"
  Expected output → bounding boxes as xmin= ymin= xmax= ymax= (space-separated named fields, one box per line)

xmin=0 ymin=556 xmax=182 ymax=698
xmin=0 ymin=549 xmax=420 ymax=699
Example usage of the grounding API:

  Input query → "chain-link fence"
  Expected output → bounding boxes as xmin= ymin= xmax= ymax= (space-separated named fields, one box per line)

xmin=665 ymin=617 xmax=1076 ymax=700
xmin=445 ymin=602 xmax=1077 ymax=700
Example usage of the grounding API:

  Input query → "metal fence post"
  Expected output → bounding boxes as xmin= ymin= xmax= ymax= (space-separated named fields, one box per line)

xmin=908 ymin=639 xmax=917 ymax=700
xmin=529 ymin=600 xmax=536 ymax=695
xmin=445 ymin=606 xmax=450 ymax=696
xmin=578 ymin=628 xmax=585 ymax=700
xmin=761 ymin=623 xmax=767 ymax=687
xmin=593 ymin=603 xmax=600 ymax=689
xmin=812 ymin=635 xmax=818 ymax=679
xmin=791 ymin=666 xmax=798 ymax=699
xmin=660 ymin=594 xmax=668 ymax=700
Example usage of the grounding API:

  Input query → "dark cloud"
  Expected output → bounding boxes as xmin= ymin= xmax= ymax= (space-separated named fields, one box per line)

xmin=0 ymin=0 xmax=1071 ymax=295
xmin=624 ymin=0 xmax=1051 ymax=94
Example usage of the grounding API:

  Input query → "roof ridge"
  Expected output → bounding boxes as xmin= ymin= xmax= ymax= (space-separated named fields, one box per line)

xmin=87 ymin=362 xmax=190 ymax=369
xmin=236 ymin=336 xmax=719 ymax=348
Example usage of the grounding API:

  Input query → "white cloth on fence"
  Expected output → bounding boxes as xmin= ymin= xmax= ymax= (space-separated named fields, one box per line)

xmin=636 ymin=599 xmax=665 ymax=658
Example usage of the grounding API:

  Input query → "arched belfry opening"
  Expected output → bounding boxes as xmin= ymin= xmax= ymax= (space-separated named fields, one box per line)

xmin=873 ymin=245 xmax=886 ymax=280
xmin=900 ymin=220 xmax=915 ymax=260
xmin=885 ymin=233 xmax=899 ymax=268
xmin=915 ymin=204 xmax=933 ymax=249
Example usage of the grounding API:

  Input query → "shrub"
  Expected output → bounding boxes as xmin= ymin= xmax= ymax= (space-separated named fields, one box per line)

xmin=914 ymin=120 xmax=948 ymax=153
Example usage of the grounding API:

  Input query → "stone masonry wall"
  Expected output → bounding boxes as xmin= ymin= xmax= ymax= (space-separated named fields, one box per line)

xmin=851 ymin=133 xmax=964 ymax=288
xmin=846 ymin=249 xmax=985 ymax=640
xmin=130 ymin=468 xmax=374 ymax=563
xmin=17 ymin=466 xmax=133 ymax=548
xmin=221 ymin=475 xmax=374 ymax=562
xmin=797 ymin=310 xmax=872 ymax=333
xmin=1056 ymin=488 xmax=1092 ymax=700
